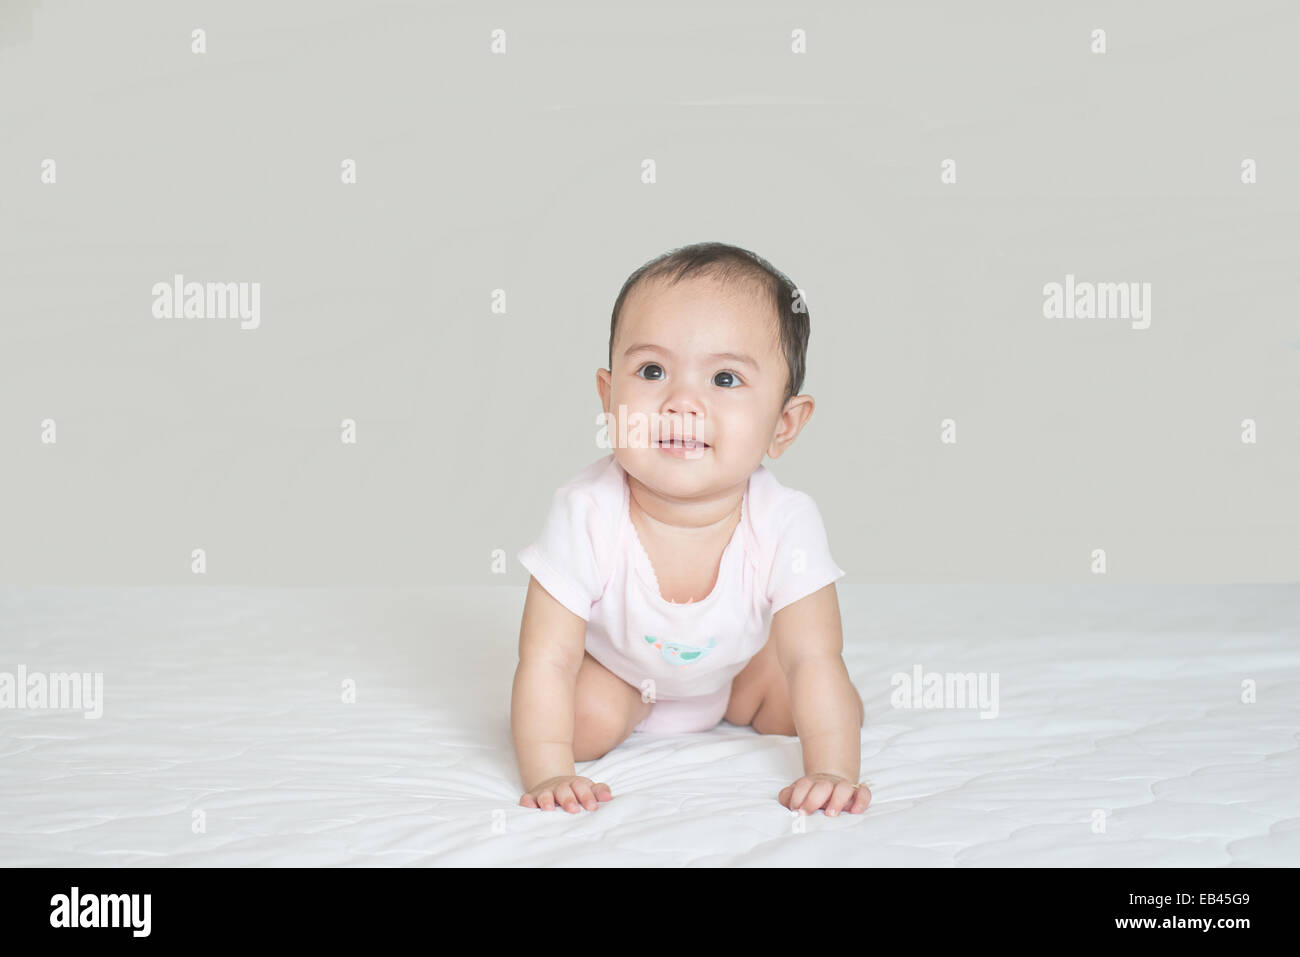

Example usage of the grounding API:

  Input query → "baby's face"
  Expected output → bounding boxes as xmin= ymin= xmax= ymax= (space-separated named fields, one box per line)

xmin=597 ymin=274 xmax=796 ymax=498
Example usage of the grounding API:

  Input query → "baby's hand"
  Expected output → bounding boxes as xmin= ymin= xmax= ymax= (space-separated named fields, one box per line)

xmin=520 ymin=775 xmax=612 ymax=813
xmin=779 ymin=773 xmax=871 ymax=816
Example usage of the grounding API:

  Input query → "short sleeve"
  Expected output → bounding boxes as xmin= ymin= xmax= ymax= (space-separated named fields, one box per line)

xmin=516 ymin=484 xmax=611 ymax=621
xmin=766 ymin=492 xmax=846 ymax=614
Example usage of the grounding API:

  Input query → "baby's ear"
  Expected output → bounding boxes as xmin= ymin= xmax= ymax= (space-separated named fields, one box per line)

xmin=771 ymin=396 xmax=815 ymax=452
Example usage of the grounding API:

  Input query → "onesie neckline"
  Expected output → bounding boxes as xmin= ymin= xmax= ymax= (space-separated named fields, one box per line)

xmin=618 ymin=464 xmax=750 ymax=611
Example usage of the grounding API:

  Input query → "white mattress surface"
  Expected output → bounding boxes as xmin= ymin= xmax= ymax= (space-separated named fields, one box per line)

xmin=1 ymin=584 xmax=1297 ymax=866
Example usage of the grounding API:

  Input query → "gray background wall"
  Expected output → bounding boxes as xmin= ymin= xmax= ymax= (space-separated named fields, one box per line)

xmin=1 ymin=0 xmax=1296 ymax=585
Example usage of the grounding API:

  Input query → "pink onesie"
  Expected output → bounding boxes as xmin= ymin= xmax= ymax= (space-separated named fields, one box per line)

xmin=516 ymin=453 xmax=846 ymax=734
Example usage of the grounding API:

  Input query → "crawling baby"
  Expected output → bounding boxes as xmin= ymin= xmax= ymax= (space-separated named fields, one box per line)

xmin=511 ymin=241 xmax=870 ymax=817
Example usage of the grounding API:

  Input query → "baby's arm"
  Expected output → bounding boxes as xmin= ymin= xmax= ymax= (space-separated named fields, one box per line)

xmin=772 ymin=583 xmax=870 ymax=814
xmin=511 ymin=575 xmax=591 ymax=802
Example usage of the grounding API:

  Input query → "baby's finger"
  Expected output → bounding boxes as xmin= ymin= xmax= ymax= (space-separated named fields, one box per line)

xmin=848 ymin=784 xmax=872 ymax=813
xmin=519 ymin=793 xmax=538 ymax=809
xmin=571 ymin=780 xmax=599 ymax=811
xmin=791 ymin=779 xmax=822 ymax=814
xmin=537 ymin=790 xmax=556 ymax=811
xmin=801 ymin=780 xmax=835 ymax=814
xmin=825 ymin=782 xmax=856 ymax=816
xmin=555 ymin=784 xmax=581 ymax=814
xmin=591 ymin=781 xmax=614 ymax=802
xmin=787 ymin=779 xmax=814 ymax=812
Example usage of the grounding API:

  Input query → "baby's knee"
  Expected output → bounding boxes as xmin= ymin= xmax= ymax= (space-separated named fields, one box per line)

xmin=572 ymin=695 xmax=632 ymax=761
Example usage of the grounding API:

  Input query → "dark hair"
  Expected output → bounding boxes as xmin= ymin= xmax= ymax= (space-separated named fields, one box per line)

xmin=608 ymin=241 xmax=809 ymax=408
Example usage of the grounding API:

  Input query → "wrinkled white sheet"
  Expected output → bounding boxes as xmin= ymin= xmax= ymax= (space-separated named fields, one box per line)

xmin=1 ymin=584 xmax=1296 ymax=866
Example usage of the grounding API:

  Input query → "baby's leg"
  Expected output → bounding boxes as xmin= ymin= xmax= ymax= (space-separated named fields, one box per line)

xmin=726 ymin=635 xmax=866 ymax=735
xmin=572 ymin=651 xmax=653 ymax=761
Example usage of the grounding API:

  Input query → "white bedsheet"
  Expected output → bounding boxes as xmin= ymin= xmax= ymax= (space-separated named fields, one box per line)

xmin=1 ymin=584 xmax=1297 ymax=866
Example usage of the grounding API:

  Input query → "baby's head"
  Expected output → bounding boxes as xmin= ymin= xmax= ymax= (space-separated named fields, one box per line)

xmin=596 ymin=241 xmax=816 ymax=496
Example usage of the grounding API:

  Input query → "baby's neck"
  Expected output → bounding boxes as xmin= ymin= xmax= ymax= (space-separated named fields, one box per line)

xmin=627 ymin=477 xmax=744 ymax=543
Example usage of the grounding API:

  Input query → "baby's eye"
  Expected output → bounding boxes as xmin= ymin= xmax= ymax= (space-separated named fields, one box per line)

xmin=713 ymin=371 xmax=742 ymax=388
xmin=637 ymin=363 xmax=665 ymax=381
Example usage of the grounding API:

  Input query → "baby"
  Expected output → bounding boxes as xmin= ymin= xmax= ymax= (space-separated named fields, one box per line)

xmin=511 ymin=241 xmax=870 ymax=817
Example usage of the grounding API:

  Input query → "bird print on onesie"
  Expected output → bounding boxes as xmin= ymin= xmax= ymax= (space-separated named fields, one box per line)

xmin=644 ymin=634 xmax=718 ymax=666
